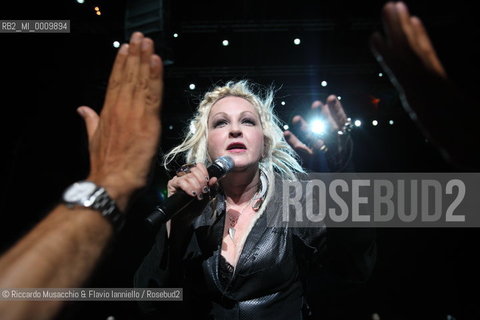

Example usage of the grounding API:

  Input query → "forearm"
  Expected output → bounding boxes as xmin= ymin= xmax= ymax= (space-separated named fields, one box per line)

xmin=0 ymin=205 xmax=113 ymax=320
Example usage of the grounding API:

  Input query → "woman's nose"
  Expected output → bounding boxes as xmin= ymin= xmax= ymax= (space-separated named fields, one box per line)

xmin=229 ymin=123 xmax=242 ymax=137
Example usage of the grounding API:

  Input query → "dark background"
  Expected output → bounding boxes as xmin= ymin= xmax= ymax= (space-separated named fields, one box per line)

xmin=0 ymin=0 xmax=479 ymax=319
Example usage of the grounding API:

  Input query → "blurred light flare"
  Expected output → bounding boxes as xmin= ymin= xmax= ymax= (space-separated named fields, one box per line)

xmin=310 ymin=119 xmax=327 ymax=135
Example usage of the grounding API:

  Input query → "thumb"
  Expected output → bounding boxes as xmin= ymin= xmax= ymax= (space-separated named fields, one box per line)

xmin=284 ymin=131 xmax=313 ymax=155
xmin=77 ymin=106 xmax=100 ymax=142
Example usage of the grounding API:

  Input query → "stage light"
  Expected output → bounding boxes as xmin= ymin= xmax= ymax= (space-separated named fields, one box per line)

xmin=94 ymin=6 xmax=99 ymax=11
xmin=189 ymin=83 xmax=196 ymax=90
xmin=173 ymin=33 xmax=178 ymax=38
xmin=389 ymin=120 xmax=394 ymax=125
xmin=169 ymin=125 xmax=173 ymax=130
xmin=222 ymin=40 xmax=229 ymax=46
xmin=321 ymin=81 xmax=327 ymax=87
xmin=293 ymin=38 xmax=301 ymax=45
xmin=76 ymin=0 xmax=84 ymax=3
xmin=96 ymin=11 xmax=101 ymax=15
xmin=337 ymin=96 xmax=342 ymax=100
xmin=310 ymin=119 xmax=327 ymax=135
xmin=281 ymin=101 xmax=286 ymax=106
xmin=283 ymin=124 xmax=289 ymax=130
xmin=354 ymin=120 xmax=362 ymax=127
xmin=378 ymin=72 xmax=383 ymax=77
xmin=372 ymin=120 xmax=378 ymax=126
xmin=113 ymin=41 xmax=120 ymax=48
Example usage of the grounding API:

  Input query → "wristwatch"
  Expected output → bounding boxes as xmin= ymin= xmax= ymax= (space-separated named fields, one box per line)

xmin=62 ymin=181 xmax=125 ymax=233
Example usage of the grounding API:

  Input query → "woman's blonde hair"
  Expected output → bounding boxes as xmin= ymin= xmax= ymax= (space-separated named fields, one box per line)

xmin=163 ymin=80 xmax=305 ymax=180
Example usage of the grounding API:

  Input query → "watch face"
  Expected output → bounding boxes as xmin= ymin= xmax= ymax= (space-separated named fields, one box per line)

xmin=63 ymin=181 xmax=97 ymax=203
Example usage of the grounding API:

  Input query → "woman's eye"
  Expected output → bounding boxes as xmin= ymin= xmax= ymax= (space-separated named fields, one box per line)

xmin=242 ymin=118 xmax=256 ymax=125
xmin=213 ymin=120 xmax=227 ymax=127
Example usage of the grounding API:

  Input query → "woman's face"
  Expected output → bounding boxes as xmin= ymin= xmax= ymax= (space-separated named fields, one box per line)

xmin=207 ymin=96 xmax=264 ymax=171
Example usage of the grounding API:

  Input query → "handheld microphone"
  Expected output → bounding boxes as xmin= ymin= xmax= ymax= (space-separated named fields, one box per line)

xmin=145 ymin=156 xmax=234 ymax=229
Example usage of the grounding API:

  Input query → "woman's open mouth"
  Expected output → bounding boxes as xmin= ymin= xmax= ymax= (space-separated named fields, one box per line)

xmin=227 ymin=142 xmax=247 ymax=153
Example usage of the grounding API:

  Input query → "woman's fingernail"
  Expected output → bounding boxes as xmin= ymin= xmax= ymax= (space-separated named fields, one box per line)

xmin=192 ymin=191 xmax=197 ymax=196
xmin=141 ymin=38 xmax=150 ymax=51
xmin=119 ymin=44 xmax=129 ymax=55
xmin=203 ymin=186 xmax=209 ymax=193
xmin=131 ymin=32 xmax=142 ymax=43
xmin=150 ymin=55 xmax=159 ymax=67
xmin=205 ymin=176 xmax=209 ymax=181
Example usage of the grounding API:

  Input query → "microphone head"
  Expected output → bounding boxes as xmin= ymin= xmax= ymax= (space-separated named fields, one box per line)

xmin=215 ymin=156 xmax=235 ymax=173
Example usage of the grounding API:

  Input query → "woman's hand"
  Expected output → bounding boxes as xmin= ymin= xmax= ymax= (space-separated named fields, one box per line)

xmin=284 ymin=95 xmax=349 ymax=171
xmin=167 ymin=163 xmax=218 ymax=200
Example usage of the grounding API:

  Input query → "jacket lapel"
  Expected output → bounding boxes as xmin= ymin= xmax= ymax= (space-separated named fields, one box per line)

xmin=234 ymin=188 xmax=281 ymax=276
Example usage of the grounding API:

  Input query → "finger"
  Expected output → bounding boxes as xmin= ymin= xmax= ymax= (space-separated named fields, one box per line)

xmin=291 ymin=115 xmax=309 ymax=134
xmin=103 ymin=43 xmax=129 ymax=111
xmin=381 ymin=1 xmax=408 ymax=49
xmin=316 ymin=100 xmax=339 ymax=131
xmin=410 ymin=16 xmax=447 ymax=78
xmin=195 ymin=163 xmax=210 ymax=182
xmin=177 ymin=175 xmax=203 ymax=198
xmin=132 ymin=38 xmax=154 ymax=110
xmin=284 ymin=130 xmax=313 ymax=156
xmin=77 ymin=106 xmax=100 ymax=142
xmin=146 ymin=54 xmax=164 ymax=113
xmin=326 ymin=95 xmax=347 ymax=127
xmin=190 ymin=165 xmax=210 ymax=197
xmin=209 ymin=177 xmax=218 ymax=186
xmin=395 ymin=2 xmax=416 ymax=49
xmin=117 ymin=32 xmax=144 ymax=108
xmin=167 ymin=176 xmax=179 ymax=196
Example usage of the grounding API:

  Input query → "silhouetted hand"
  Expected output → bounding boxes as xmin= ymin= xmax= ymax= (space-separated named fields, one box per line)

xmin=284 ymin=95 xmax=351 ymax=171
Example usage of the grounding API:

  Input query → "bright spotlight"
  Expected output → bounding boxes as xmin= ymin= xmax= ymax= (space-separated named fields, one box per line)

xmin=310 ymin=119 xmax=327 ymax=135
xmin=173 ymin=33 xmax=179 ymax=38
xmin=378 ymin=72 xmax=383 ymax=77
xmin=293 ymin=38 xmax=301 ymax=45
xmin=281 ymin=101 xmax=286 ymax=106
xmin=76 ymin=0 xmax=85 ymax=3
xmin=354 ymin=120 xmax=362 ymax=127
xmin=222 ymin=40 xmax=229 ymax=46
xmin=337 ymin=96 xmax=342 ymax=100
xmin=321 ymin=81 xmax=327 ymax=87
xmin=372 ymin=120 xmax=378 ymax=126
xmin=283 ymin=124 xmax=289 ymax=130
xmin=189 ymin=83 xmax=196 ymax=90
xmin=113 ymin=41 xmax=120 ymax=48
xmin=389 ymin=120 xmax=394 ymax=125
xmin=168 ymin=125 xmax=173 ymax=130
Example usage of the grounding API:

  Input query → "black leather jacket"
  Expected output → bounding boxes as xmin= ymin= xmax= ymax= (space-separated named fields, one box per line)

xmin=135 ymin=177 xmax=375 ymax=320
